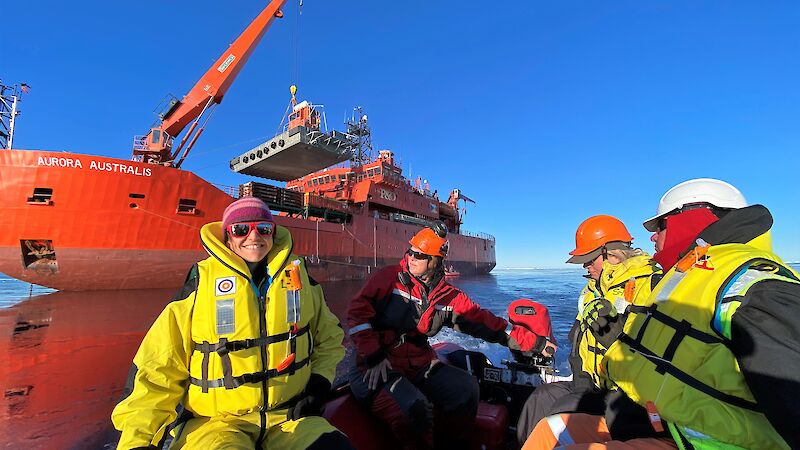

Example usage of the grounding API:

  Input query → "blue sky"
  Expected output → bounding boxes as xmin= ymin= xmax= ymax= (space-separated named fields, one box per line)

xmin=5 ymin=1 xmax=799 ymax=267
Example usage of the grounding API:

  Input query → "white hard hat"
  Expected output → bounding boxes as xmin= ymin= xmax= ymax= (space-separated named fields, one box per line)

xmin=643 ymin=178 xmax=747 ymax=232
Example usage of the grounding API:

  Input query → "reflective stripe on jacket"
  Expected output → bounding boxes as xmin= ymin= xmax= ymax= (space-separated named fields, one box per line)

xmin=348 ymin=257 xmax=511 ymax=374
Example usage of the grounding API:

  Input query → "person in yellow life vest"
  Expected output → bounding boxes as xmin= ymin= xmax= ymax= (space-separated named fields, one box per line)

xmin=111 ymin=197 xmax=353 ymax=450
xmin=518 ymin=215 xmax=662 ymax=446
xmin=532 ymin=179 xmax=800 ymax=450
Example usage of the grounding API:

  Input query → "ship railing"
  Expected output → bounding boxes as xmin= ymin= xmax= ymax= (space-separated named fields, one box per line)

xmin=458 ymin=229 xmax=496 ymax=242
xmin=213 ymin=183 xmax=239 ymax=198
xmin=132 ymin=135 xmax=148 ymax=151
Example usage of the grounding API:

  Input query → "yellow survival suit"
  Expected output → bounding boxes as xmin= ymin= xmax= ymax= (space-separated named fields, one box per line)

xmin=112 ymin=223 xmax=346 ymax=449
xmin=601 ymin=229 xmax=797 ymax=449
xmin=577 ymin=254 xmax=660 ymax=389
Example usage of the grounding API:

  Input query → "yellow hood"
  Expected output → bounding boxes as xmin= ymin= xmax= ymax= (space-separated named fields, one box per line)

xmin=600 ymin=253 xmax=659 ymax=293
xmin=199 ymin=221 xmax=294 ymax=279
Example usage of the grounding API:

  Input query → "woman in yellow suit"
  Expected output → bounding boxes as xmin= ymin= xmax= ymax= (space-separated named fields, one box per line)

xmin=519 ymin=215 xmax=663 ymax=447
xmin=112 ymin=197 xmax=353 ymax=450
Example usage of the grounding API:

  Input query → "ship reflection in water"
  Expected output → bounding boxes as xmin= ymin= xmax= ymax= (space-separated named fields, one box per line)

xmin=0 ymin=280 xmax=363 ymax=450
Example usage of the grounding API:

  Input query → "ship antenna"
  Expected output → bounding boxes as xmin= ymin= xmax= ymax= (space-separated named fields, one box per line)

xmin=345 ymin=106 xmax=373 ymax=167
xmin=0 ymin=81 xmax=27 ymax=150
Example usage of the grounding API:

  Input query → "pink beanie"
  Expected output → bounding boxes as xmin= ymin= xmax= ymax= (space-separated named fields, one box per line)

xmin=222 ymin=196 xmax=274 ymax=231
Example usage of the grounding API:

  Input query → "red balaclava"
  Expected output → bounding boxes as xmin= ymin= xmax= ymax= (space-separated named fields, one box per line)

xmin=653 ymin=208 xmax=719 ymax=271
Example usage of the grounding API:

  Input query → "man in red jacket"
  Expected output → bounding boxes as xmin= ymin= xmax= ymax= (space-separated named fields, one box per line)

xmin=347 ymin=224 xmax=556 ymax=449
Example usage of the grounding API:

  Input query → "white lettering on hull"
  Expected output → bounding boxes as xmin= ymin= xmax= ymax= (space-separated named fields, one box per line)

xmin=37 ymin=156 xmax=84 ymax=169
xmin=37 ymin=156 xmax=153 ymax=177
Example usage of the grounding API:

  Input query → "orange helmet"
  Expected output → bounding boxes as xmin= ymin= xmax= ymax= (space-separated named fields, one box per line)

xmin=568 ymin=215 xmax=632 ymax=262
xmin=409 ymin=227 xmax=449 ymax=258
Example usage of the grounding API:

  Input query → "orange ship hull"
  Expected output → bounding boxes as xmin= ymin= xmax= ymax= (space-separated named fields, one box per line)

xmin=0 ymin=150 xmax=496 ymax=291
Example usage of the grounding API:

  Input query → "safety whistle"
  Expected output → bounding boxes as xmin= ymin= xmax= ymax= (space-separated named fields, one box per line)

xmin=276 ymin=353 xmax=296 ymax=372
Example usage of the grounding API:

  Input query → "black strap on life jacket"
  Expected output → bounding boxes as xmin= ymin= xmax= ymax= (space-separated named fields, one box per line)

xmin=619 ymin=304 xmax=758 ymax=411
xmin=194 ymin=324 xmax=310 ymax=392
xmin=627 ymin=305 xmax=724 ymax=348
xmin=195 ymin=324 xmax=310 ymax=354
xmin=617 ymin=333 xmax=760 ymax=412
xmin=606 ymin=273 xmax=652 ymax=292
xmin=586 ymin=344 xmax=606 ymax=356
xmin=189 ymin=355 xmax=311 ymax=389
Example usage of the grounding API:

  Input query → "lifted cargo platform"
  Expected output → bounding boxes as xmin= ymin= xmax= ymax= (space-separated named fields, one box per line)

xmin=230 ymin=126 xmax=352 ymax=181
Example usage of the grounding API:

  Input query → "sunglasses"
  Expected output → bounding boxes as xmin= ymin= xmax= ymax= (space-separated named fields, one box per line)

xmin=228 ymin=221 xmax=275 ymax=239
xmin=406 ymin=249 xmax=433 ymax=261
xmin=582 ymin=254 xmax=601 ymax=268
xmin=656 ymin=217 xmax=668 ymax=232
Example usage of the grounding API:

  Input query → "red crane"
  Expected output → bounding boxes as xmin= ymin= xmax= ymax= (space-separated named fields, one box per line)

xmin=132 ymin=0 xmax=287 ymax=167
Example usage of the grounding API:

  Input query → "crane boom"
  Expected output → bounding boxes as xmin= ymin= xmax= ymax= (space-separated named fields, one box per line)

xmin=133 ymin=0 xmax=287 ymax=165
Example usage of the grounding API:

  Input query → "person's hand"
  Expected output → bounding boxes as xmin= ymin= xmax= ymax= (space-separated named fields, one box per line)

xmin=540 ymin=340 xmax=558 ymax=358
xmin=363 ymin=358 xmax=392 ymax=390
xmin=287 ymin=373 xmax=331 ymax=420
xmin=508 ymin=324 xmax=558 ymax=357
xmin=581 ymin=298 xmax=624 ymax=348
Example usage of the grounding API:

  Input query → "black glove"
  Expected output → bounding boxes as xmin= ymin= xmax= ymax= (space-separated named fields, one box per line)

xmin=581 ymin=298 xmax=625 ymax=349
xmin=287 ymin=373 xmax=331 ymax=420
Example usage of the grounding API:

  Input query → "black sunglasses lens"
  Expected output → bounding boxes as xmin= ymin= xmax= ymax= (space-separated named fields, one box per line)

xmin=407 ymin=249 xmax=432 ymax=261
xmin=231 ymin=223 xmax=251 ymax=237
xmin=256 ymin=222 xmax=274 ymax=236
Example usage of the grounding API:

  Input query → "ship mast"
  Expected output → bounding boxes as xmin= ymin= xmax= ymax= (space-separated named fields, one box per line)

xmin=132 ymin=0 xmax=288 ymax=167
xmin=0 ymin=81 xmax=27 ymax=150
xmin=346 ymin=106 xmax=373 ymax=167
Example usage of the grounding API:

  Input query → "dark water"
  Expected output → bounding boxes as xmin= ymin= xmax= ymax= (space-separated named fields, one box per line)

xmin=0 ymin=268 xmax=587 ymax=449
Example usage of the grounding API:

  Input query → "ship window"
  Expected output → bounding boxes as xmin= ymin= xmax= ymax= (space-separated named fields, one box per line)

xmin=129 ymin=193 xmax=145 ymax=199
xmin=27 ymin=187 xmax=54 ymax=205
xmin=177 ymin=198 xmax=197 ymax=215
xmin=151 ymin=130 xmax=161 ymax=144
xmin=339 ymin=174 xmax=345 ymax=180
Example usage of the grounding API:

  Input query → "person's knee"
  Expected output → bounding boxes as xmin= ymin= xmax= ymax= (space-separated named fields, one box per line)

xmin=450 ymin=376 xmax=479 ymax=416
xmin=436 ymin=366 xmax=479 ymax=416
xmin=373 ymin=378 xmax=432 ymax=439
xmin=306 ymin=431 xmax=355 ymax=450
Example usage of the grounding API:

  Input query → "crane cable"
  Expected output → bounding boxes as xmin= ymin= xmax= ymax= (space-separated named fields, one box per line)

xmin=275 ymin=0 xmax=303 ymax=136
xmin=292 ymin=0 xmax=302 ymax=89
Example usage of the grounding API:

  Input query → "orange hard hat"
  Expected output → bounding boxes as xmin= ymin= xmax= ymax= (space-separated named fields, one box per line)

xmin=568 ymin=215 xmax=632 ymax=259
xmin=409 ymin=227 xmax=449 ymax=257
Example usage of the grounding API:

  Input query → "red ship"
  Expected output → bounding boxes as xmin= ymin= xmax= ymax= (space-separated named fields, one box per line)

xmin=0 ymin=0 xmax=495 ymax=291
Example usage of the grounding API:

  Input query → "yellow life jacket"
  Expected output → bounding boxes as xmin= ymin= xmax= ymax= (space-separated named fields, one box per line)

xmin=602 ymin=242 xmax=798 ymax=449
xmin=578 ymin=254 xmax=659 ymax=388
xmin=184 ymin=223 xmax=319 ymax=419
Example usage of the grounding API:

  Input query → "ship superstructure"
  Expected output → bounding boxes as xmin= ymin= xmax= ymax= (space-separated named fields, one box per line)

xmin=0 ymin=1 xmax=495 ymax=291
